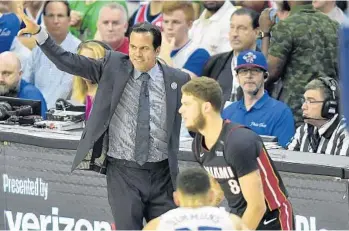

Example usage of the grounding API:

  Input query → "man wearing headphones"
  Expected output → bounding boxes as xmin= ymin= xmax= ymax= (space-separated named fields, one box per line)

xmin=287 ymin=77 xmax=349 ymax=156
xmin=222 ymin=50 xmax=295 ymax=148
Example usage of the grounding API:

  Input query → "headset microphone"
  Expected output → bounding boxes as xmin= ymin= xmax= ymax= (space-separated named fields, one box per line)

xmin=302 ymin=115 xmax=326 ymax=121
xmin=252 ymin=83 xmax=263 ymax=96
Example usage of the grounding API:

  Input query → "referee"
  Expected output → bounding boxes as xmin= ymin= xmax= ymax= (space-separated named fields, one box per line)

xmin=287 ymin=77 xmax=349 ymax=155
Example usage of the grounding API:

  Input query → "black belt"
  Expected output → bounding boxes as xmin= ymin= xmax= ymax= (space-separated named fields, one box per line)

xmin=107 ymin=156 xmax=168 ymax=170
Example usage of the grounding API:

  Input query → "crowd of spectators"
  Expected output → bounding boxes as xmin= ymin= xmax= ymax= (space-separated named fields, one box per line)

xmin=0 ymin=0 xmax=348 ymax=156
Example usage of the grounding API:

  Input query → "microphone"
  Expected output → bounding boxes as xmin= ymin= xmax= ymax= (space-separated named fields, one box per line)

xmin=302 ymin=115 xmax=325 ymax=121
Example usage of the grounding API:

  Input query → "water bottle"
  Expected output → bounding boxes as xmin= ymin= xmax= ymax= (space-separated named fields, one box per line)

xmin=269 ymin=8 xmax=280 ymax=24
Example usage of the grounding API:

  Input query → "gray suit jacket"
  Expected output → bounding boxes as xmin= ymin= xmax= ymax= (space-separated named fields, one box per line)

xmin=38 ymin=36 xmax=190 ymax=186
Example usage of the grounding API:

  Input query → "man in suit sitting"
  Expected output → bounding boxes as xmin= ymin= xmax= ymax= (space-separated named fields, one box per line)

xmin=18 ymin=6 xmax=190 ymax=230
xmin=203 ymin=8 xmax=260 ymax=104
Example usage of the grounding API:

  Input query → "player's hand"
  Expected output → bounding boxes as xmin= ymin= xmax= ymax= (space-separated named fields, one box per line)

xmin=16 ymin=4 xmax=40 ymax=36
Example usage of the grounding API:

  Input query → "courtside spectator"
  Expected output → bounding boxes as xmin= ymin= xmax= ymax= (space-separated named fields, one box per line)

xmin=71 ymin=41 xmax=107 ymax=121
xmin=203 ymin=8 xmax=260 ymax=103
xmin=189 ymin=0 xmax=236 ymax=55
xmin=95 ymin=3 xmax=129 ymax=54
xmin=22 ymin=1 xmax=80 ymax=109
xmin=0 ymin=52 xmax=47 ymax=118
xmin=68 ymin=0 xmax=128 ymax=41
xmin=222 ymin=50 xmax=295 ymax=148
xmin=160 ymin=2 xmax=210 ymax=78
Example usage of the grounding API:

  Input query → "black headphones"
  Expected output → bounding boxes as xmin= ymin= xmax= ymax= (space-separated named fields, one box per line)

xmin=318 ymin=77 xmax=339 ymax=119
xmin=77 ymin=40 xmax=113 ymax=51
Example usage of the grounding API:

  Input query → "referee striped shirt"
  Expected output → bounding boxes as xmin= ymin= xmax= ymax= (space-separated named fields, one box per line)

xmin=287 ymin=115 xmax=349 ymax=156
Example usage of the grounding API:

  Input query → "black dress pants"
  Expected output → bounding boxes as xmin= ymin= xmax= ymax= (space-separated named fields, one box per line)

xmin=106 ymin=157 xmax=176 ymax=230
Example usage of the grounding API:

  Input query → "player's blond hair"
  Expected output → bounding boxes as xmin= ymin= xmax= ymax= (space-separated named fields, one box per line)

xmin=181 ymin=77 xmax=223 ymax=112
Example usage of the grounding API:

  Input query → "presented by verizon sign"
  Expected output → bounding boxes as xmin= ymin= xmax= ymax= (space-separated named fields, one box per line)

xmin=4 ymin=207 xmax=113 ymax=231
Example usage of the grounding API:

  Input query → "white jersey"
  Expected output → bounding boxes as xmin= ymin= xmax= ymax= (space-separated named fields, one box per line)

xmin=172 ymin=40 xmax=200 ymax=69
xmin=157 ymin=206 xmax=235 ymax=231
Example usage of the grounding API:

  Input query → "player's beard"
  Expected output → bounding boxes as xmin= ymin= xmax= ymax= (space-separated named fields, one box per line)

xmin=187 ymin=111 xmax=206 ymax=133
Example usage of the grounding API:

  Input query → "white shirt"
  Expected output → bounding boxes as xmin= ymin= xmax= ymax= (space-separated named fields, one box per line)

xmin=230 ymin=55 xmax=239 ymax=102
xmin=157 ymin=207 xmax=236 ymax=231
xmin=189 ymin=0 xmax=236 ymax=56
xmin=10 ymin=37 xmax=32 ymax=70
xmin=22 ymin=32 xmax=81 ymax=109
xmin=172 ymin=40 xmax=201 ymax=69
xmin=327 ymin=6 xmax=347 ymax=24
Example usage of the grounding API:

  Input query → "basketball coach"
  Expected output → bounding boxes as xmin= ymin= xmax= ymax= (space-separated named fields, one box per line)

xmin=18 ymin=6 xmax=190 ymax=230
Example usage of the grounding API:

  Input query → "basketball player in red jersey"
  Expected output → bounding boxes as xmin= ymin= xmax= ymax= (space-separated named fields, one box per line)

xmin=126 ymin=1 xmax=163 ymax=36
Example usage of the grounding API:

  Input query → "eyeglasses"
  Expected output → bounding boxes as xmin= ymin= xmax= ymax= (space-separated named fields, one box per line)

xmin=301 ymin=99 xmax=325 ymax=105
xmin=237 ymin=68 xmax=263 ymax=76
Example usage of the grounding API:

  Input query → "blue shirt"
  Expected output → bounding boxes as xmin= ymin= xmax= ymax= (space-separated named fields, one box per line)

xmin=171 ymin=48 xmax=210 ymax=76
xmin=18 ymin=79 xmax=48 ymax=119
xmin=222 ymin=91 xmax=295 ymax=147
xmin=0 ymin=13 xmax=20 ymax=53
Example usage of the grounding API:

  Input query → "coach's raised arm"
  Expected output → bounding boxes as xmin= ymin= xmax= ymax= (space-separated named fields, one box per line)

xmin=18 ymin=3 xmax=192 ymax=230
xmin=17 ymin=4 xmax=106 ymax=83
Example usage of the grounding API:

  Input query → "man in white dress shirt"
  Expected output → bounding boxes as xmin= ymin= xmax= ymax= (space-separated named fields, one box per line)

xmin=22 ymin=1 xmax=80 ymax=109
xmin=189 ymin=0 xmax=236 ymax=55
